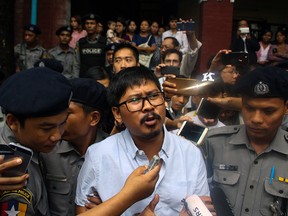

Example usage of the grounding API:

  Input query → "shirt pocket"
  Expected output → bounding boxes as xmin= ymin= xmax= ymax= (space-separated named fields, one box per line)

xmin=259 ymin=178 xmax=288 ymax=216
xmin=213 ymin=169 xmax=240 ymax=208
xmin=46 ymin=175 xmax=72 ymax=215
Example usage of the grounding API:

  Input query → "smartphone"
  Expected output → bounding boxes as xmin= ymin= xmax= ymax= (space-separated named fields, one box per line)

xmin=166 ymin=77 xmax=199 ymax=96
xmin=160 ymin=66 xmax=180 ymax=76
xmin=145 ymin=155 xmax=160 ymax=173
xmin=177 ymin=121 xmax=208 ymax=145
xmin=0 ymin=144 xmax=14 ymax=155
xmin=166 ymin=107 xmax=175 ymax=120
xmin=221 ymin=52 xmax=249 ymax=66
xmin=196 ymin=98 xmax=221 ymax=119
xmin=239 ymin=27 xmax=250 ymax=34
xmin=177 ymin=21 xmax=195 ymax=31
xmin=2 ymin=143 xmax=33 ymax=177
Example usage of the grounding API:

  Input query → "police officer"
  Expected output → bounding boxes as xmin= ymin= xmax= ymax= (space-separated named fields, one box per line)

xmin=40 ymin=78 xmax=109 ymax=215
xmin=14 ymin=24 xmax=50 ymax=71
xmin=0 ymin=67 xmax=72 ymax=215
xmin=49 ymin=26 xmax=78 ymax=79
xmin=204 ymin=66 xmax=288 ymax=216
xmin=73 ymin=14 xmax=107 ymax=78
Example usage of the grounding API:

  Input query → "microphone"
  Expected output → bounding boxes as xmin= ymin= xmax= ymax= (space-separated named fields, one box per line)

xmin=184 ymin=195 xmax=212 ymax=216
xmin=210 ymin=187 xmax=234 ymax=216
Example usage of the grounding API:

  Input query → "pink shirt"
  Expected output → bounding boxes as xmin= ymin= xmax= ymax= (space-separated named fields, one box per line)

xmin=69 ymin=30 xmax=87 ymax=49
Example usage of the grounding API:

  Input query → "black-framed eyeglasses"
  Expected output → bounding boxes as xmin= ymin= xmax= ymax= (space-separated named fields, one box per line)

xmin=117 ymin=92 xmax=165 ymax=112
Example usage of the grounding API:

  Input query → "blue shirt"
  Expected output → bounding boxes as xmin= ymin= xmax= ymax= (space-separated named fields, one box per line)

xmin=132 ymin=34 xmax=156 ymax=47
xmin=75 ymin=127 xmax=209 ymax=215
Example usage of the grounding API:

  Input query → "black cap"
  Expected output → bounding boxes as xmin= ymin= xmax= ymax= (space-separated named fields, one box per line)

xmin=235 ymin=66 xmax=288 ymax=99
xmin=0 ymin=67 xmax=72 ymax=117
xmin=34 ymin=59 xmax=64 ymax=73
xmin=55 ymin=26 xmax=72 ymax=35
xmin=82 ymin=13 xmax=100 ymax=22
xmin=24 ymin=24 xmax=42 ymax=35
xmin=70 ymin=78 xmax=108 ymax=111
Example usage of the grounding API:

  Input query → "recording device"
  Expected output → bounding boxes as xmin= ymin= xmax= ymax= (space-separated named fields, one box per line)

xmin=166 ymin=107 xmax=175 ymax=120
xmin=160 ymin=66 xmax=180 ymax=76
xmin=1 ymin=143 xmax=33 ymax=177
xmin=272 ymin=48 xmax=278 ymax=54
xmin=166 ymin=77 xmax=199 ymax=96
xmin=221 ymin=52 xmax=249 ymax=66
xmin=183 ymin=195 xmax=212 ymax=216
xmin=0 ymin=144 xmax=14 ymax=155
xmin=145 ymin=155 xmax=160 ymax=173
xmin=196 ymin=98 xmax=221 ymax=119
xmin=210 ymin=187 xmax=234 ymax=216
xmin=177 ymin=121 xmax=208 ymax=145
xmin=177 ymin=21 xmax=195 ymax=31
xmin=239 ymin=27 xmax=250 ymax=34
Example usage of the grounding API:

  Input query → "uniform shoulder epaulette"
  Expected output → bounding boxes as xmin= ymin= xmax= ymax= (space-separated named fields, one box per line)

xmin=207 ymin=125 xmax=240 ymax=138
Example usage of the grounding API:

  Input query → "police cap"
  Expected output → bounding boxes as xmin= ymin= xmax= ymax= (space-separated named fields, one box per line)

xmin=70 ymin=78 xmax=108 ymax=111
xmin=0 ymin=67 xmax=72 ymax=117
xmin=55 ymin=26 xmax=72 ymax=36
xmin=34 ymin=58 xmax=64 ymax=73
xmin=82 ymin=13 xmax=100 ymax=22
xmin=24 ymin=24 xmax=42 ymax=35
xmin=235 ymin=66 xmax=288 ymax=99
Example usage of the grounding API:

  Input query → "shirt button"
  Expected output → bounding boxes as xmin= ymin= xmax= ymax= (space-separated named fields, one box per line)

xmin=254 ymin=160 xmax=258 ymax=164
xmin=249 ymin=185 xmax=254 ymax=189
xmin=279 ymin=190 xmax=284 ymax=194
xmin=245 ymin=208 xmax=249 ymax=212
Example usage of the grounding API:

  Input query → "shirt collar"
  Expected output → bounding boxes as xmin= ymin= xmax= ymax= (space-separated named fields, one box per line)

xmin=122 ymin=126 xmax=170 ymax=160
xmin=229 ymin=125 xmax=288 ymax=155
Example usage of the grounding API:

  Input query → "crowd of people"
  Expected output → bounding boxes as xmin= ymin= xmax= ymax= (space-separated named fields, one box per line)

xmin=0 ymin=13 xmax=288 ymax=216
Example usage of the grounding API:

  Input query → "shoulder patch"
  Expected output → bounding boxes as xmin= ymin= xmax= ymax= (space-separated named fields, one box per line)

xmin=0 ymin=200 xmax=28 ymax=214
xmin=0 ymin=188 xmax=32 ymax=204
xmin=207 ymin=125 xmax=240 ymax=138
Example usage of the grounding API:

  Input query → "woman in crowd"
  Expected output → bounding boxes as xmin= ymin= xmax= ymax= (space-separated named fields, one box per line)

xmin=69 ymin=15 xmax=87 ymax=49
xmin=256 ymin=29 xmax=272 ymax=65
xmin=268 ymin=29 xmax=288 ymax=67
xmin=126 ymin=20 xmax=137 ymax=42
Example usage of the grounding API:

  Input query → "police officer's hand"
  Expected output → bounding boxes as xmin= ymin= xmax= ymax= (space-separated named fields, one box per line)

xmin=0 ymin=156 xmax=29 ymax=192
xmin=85 ymin=191 xmax=102 ymax=209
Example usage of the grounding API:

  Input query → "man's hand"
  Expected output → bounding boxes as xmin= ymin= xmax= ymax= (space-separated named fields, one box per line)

xmin=162 ymin=75 xmax=178 ymax=100
xmin=208 ymin=49 xmax=231 ymax=72
xmin=85 ymin=191 xmax=102 ymax=209
xmin=199 ymin=196 xmax=216 ymax=216
xmin=121 ymin=161 xmax=162 ymax=203
xmin=138 ymin=194 xmax=160 ymax=216
xmin=0 ymin=156 xmax=29 ymax=192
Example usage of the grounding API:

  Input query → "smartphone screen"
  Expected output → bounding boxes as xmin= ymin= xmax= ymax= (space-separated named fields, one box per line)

xmin=196 ymin=98 xmax=221 ymax=119
xmin=176 ymin=21 xmax=195 ymax=31
xmin=177 ymin=121 xmax=208 ymax=145
xmin=221 ymin=52 xmax=249 ymax=66
xmin=2 ymin=143 xmax=33 ymax=177
xmin=160 ymin=66 xmax=180 ymax=76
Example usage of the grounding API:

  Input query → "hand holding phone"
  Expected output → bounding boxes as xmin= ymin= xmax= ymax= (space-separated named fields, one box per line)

xmin=177 ymin=121 xmax=208 ymax=145
xmin=177 ymin=21 xmax=195 ymax=31
xmin=221 ymin=52 xmax=249 ymax=66
xmin=145 ymin=155 xmax=160 ymax=173
xmin=196 ymin=98 xmax=221 ymax=119
xmin=1 ymin=143 xmax=33 ymax=177
xmin=160 ymin=66 xmax=180 ymax=76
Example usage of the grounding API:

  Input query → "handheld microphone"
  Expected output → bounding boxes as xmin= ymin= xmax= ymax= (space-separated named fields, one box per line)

xmin=210 ymin=187 xmax=234 ymax=216
xmin=184 ymin=195 xmax=212 ymax=216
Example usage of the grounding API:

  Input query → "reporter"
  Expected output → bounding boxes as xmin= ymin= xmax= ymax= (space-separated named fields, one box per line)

xmin=78 ymin=162 xmax=162 ymax=216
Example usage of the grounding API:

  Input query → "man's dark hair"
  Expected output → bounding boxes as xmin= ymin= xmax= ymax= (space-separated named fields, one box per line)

xmin=107 ymin=66 xmax=161 ymax=107
xmin=163 ymin=36 xmax=180 ymax=48
xmin=162 ymin=48 xmax=183 ymax=63
xmin=112 ymin=43 xmax=139 ymax=63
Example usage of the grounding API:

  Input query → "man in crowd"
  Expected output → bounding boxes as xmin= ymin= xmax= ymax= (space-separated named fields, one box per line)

xmin=40 ymin=78 xmax=109 ymax=215
xmin=0 ymin=67 xmax=72 ymax=215
xmin=73 ymin=13 xmax=107 ymax=77
xmin=75 ymin=66 xmax=210 ymax=215
xmin=14 ymin=24 xmax=49 ymax=71
xmin=49 ymin=26 xmax=78 ymax=79
xmin=204 ymin=66 xmax=288 ymax=215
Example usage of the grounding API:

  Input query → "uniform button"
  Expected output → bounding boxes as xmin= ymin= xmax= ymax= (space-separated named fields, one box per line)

xmin=245 ymin=208 xmax=249 ymax=212
xmin=254 ymin=160 xmax=258 ymax=164
xmin=279 ymin=190 xmax=284 ymax=194
xmin=250 ymin=185 xmax=254 ymax=189
xmin=223 ymin=178 xmax=227 ymax=181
